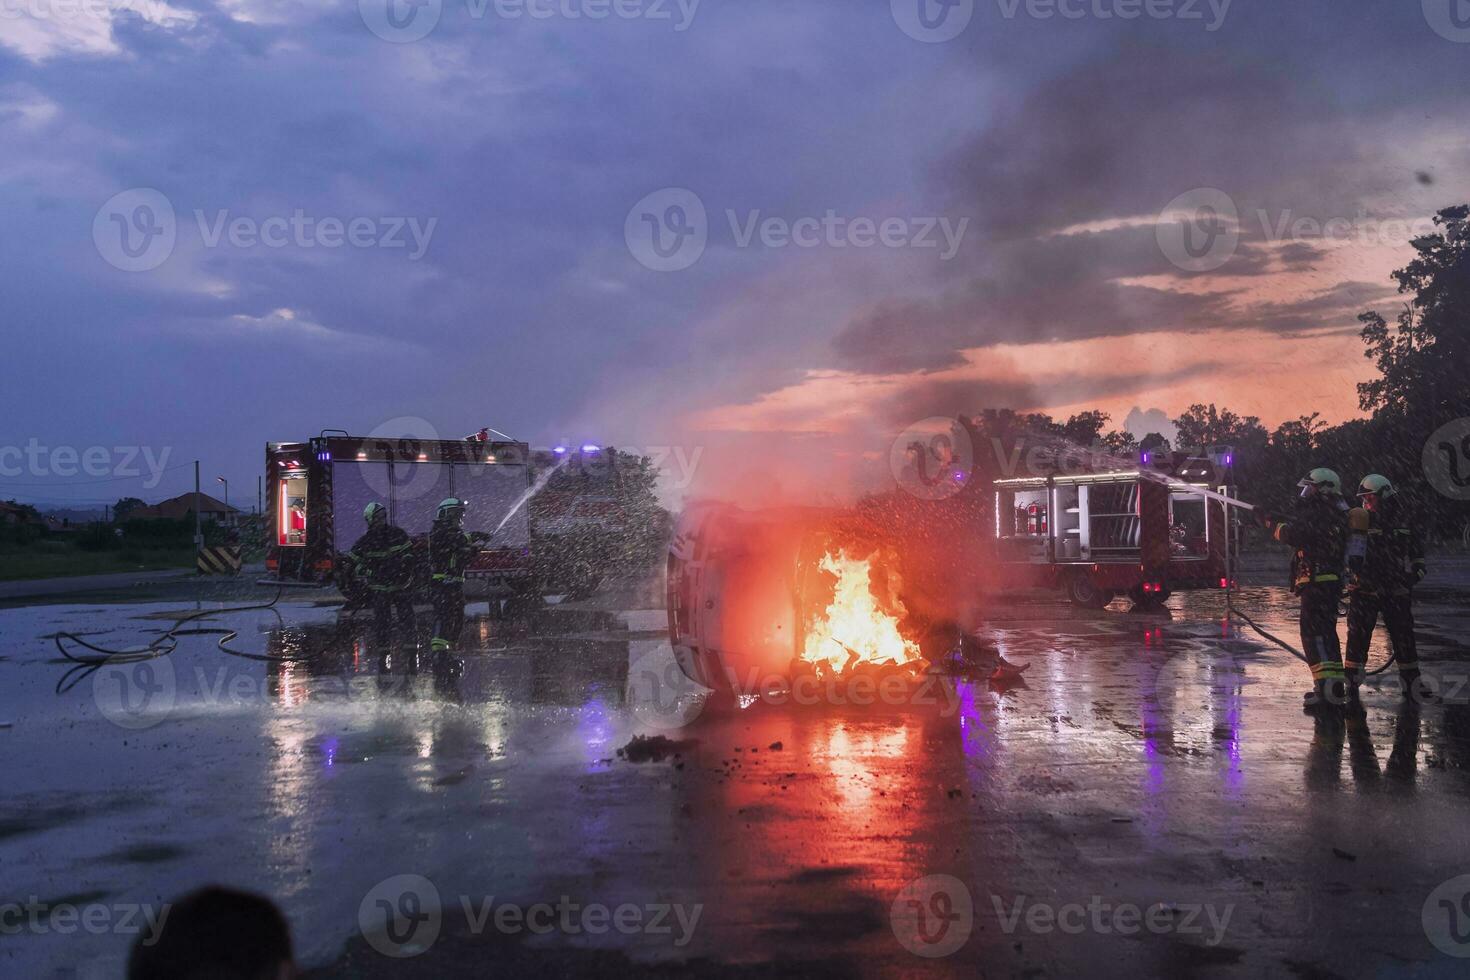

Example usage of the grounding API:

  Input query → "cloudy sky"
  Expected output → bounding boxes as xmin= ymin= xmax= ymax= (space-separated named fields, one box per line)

xmin=2 ymin=0 xmax=1467 ymax=508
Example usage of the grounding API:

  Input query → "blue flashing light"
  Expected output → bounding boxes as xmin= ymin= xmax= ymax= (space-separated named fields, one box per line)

xmin=553 ymin=446 xmax=568 ymax=455
xmin=1141 ymin=452 xmax=1151 ymax=465
xmin=581 ymin=444 xmax=601 ymax=453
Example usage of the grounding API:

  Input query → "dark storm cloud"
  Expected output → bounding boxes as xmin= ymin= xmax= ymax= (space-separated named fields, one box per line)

xmin=831 ymin=4 xmax=1470 ymax=375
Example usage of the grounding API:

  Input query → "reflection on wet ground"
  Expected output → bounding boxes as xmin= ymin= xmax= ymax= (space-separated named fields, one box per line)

xmin=2 ymin=585 xmax=1469 ymax=977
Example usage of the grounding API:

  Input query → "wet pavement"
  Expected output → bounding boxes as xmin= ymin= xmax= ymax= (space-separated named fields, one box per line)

xmin=3 ymin=568 xmax=1470 ymax=978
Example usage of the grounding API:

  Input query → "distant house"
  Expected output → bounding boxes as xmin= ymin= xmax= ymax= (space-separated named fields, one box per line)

xmin=0 ymin=501 xmax=47 ymax=528
xmin=129 ymin=492 xmax=243 ymax=527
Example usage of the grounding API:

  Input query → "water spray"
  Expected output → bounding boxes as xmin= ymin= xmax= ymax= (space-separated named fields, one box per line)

xmin=487 ymin=456 xmax=570 ymax=543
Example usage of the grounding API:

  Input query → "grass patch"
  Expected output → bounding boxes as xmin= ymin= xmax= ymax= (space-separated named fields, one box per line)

xmin=0 ymin=541 xmax=194 ymax=581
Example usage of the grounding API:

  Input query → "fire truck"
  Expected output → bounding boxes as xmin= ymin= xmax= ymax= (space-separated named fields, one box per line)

xmin=263 ymin=431 xmax=617 ymax=604
xmin=991 ymin=450 xmax=1237 ymax=609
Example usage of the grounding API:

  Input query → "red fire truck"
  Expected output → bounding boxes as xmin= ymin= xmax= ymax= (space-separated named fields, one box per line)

xmin=263 ymin=431 xmax=624 ymax=604
xmin=990 ymin=452 xmax=1237 ymax=609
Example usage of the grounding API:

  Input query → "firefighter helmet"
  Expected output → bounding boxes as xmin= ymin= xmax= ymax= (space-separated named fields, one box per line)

xmin=1357 ymin=474 xmax=1395 ymax=499
xmin=1297 ymin=468 xmax=1342 ymax=495
xmin=363 ymin=501 xmax=387 ymax=525
xmin=437 ymin=497 xmax=466 ymax=518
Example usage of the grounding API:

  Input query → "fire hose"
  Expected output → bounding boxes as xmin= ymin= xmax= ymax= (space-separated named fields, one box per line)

xmin=1202 ymin=495 xmax=1398 ymax=677
xmin=52 ymin=587 xmax=309 ymax=695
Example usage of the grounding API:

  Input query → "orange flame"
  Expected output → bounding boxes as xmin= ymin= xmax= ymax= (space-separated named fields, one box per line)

xmin=801 ymin=550 xmax=921 ymax=673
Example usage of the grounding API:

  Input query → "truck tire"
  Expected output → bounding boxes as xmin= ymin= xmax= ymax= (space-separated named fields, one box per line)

xmin=1067 ymin=573 xmax=1113 ymax=609
xmin=1128 ymin=586 xmax=1170 ymax=611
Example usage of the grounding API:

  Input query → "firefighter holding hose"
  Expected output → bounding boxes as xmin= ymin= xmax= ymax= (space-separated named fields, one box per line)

xmin=349 ymin=502 xmax=417 ymax=641
xmin=1344 ymin=475 xmax=1428 ymax=701
xmin=1255 ymin=469 xmax=1352 ymax=712
xmin=429 ymin=497 xmax=488 ymax=651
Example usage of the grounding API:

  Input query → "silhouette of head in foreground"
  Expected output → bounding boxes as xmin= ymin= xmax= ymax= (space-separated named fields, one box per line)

xmin=128 ymin=886 xmax=296 ymax=980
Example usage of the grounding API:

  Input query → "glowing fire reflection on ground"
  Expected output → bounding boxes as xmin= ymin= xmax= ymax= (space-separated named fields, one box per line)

xmin=800 ymin=550 xmax=922 ymax=673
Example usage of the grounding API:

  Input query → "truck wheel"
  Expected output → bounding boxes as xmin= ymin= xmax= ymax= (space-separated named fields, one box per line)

xmin=1128 ymin=586 xmax=1169 ymax=611
xmin=1067 ymin=573 xmax=1112 ymax=609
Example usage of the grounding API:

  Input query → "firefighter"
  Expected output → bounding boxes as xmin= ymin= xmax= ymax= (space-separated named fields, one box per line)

xmin=349 ymin=502 xmax=416 ymax=641
xmin=429 ymin=497 xmax=485 ymax=651
xmin=1344 ymin=475 xmax=1428 ymax=701
xmin=1255 ymin=468 xmax=1351 ymax=712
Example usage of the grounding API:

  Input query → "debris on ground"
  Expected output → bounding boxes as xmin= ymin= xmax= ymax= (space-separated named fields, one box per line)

xmin=989 ymin=658 xmax=1031 ymax=684
xmin=617 ymin=734 xmax=699 ymax=763
xmin=768 ymin=741 xmax=783 ymax=751
xmin=1332 ymin=848 xmax=1357 ymax=862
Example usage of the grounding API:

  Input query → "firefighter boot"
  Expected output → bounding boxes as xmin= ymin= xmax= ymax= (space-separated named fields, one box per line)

xmin=1303 ymin=678 xmax=1347 ymax=713
xmin=1399 ymin=667 xmax=1437 ymax=704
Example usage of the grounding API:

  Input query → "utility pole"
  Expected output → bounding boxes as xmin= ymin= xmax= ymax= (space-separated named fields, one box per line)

xmin=257 ymin=475 xmax=263 ymax=516
xmin=194 ymin=460 xmax=202 ymax=554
